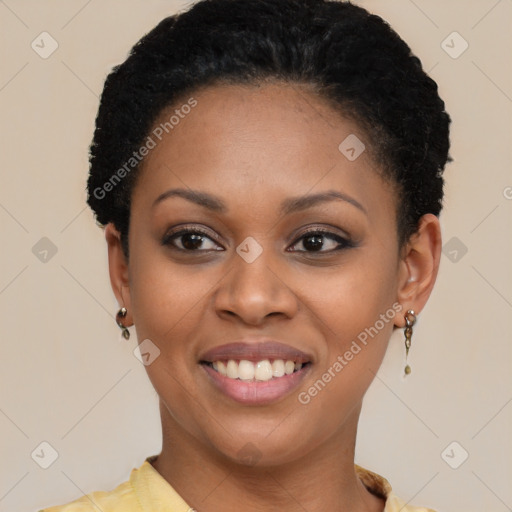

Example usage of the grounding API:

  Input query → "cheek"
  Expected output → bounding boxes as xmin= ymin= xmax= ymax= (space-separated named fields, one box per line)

xmin=128 ymin=242 xmax=217 ymax=341
xmin=304 ymin=246 xmax=399 ymax=338
xmin=299 ymin=243 xmax=400 ymax=392
xmin=128 ymin=256 xmax=213 ymax=431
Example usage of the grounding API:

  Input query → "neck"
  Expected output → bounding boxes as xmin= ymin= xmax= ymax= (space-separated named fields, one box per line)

xmin=151 ymin=401 xmax=385 ymax=512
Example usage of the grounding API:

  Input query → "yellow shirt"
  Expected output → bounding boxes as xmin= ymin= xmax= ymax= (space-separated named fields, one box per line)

xmin=39 ymin=455 xmax=437 ymax=512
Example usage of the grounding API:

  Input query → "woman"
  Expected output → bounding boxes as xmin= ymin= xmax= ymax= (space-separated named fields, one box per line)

xmin=40 ymin=0 xmax=450 ymax=510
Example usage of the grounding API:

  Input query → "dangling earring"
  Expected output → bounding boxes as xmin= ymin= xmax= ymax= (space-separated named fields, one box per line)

xmin=116 ymin=307 xmax=130 ymax=340
xmin=403 ymin=310 xmax=416 ymax=376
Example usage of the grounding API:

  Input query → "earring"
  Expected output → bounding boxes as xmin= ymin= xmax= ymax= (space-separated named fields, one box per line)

xmin=403 ymin=310 xmax=416 ymax=376
xmin=116 ymin=307 xmax=130 ymax=340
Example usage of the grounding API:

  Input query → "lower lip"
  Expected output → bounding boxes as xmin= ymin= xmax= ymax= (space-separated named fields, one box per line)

xmin=201 ymin=363 xmax=311 ymax=405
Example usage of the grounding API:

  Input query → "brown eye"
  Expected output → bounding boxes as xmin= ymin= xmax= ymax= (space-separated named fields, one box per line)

xmin=162 ymin=228 xmax=223 ymax=252
xmin=180 ymin=233 xmax=207 ymax=250
xmin=289 ymin=230 xmax=353 ymax=253
xmin=301 ymin=234 xmax=325 ymax=252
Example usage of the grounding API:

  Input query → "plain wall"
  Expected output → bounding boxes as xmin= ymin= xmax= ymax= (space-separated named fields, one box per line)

xmin=1 ymin=1 xmax=511 ymax=511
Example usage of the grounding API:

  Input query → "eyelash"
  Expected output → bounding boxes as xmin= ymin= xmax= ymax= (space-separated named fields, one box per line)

xmin=289 ymin=227 xmax=355 ymax=252
xmin=161 ymin=225 xmax=355 ymax=254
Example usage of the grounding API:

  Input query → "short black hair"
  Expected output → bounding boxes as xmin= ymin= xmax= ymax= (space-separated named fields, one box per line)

xmin=87 ymin=0 xmax=451 ymax=258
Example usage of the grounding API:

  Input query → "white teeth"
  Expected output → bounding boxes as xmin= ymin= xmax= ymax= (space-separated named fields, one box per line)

xmin=217 ymin=361 xmax=227 ymax=376
xmin=272 ymin=359 xmax=285 ymax=377
xmin=226 ymin=359 xmax=238 ymax=379
xmin=284 ymin=360 xmax=295 ymax=375
xmin=255 ymin=360 xmax=273 ymax=381
xmin=238 ymin=360 xmax=255 ymax=381
xmin=210 ymin=359 xmax=304 ymax=381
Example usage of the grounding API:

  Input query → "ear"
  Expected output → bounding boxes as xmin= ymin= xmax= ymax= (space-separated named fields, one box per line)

xmin=105 ymin=223 xmax=133 ymax=326
xmin=395 ymin=213 xmax=442 ymax=328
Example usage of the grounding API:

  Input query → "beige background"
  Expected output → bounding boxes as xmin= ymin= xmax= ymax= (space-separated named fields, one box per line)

xmin=1 ymin=1 xmax=511 ymax=511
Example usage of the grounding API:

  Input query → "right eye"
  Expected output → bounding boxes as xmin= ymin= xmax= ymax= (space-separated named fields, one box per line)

xmin=162 ymin=228 xmax=224 ymax=252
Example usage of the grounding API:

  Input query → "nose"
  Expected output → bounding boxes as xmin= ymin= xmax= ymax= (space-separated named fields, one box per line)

xmin=213 ymin=249 xmax=299 ymax=326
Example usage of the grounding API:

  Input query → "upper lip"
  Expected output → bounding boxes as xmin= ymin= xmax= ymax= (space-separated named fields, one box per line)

xmin=199 ymin=339 xmax=313 ymax=364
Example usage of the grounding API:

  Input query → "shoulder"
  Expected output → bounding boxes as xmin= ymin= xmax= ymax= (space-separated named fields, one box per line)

xmin=38 ymin=471 xmax=136 ymax=511
xmin=384 ymin=492 xmax=438 ymax=512
xmin=38 ymin=455 xmax=194 ymax=512
xmin=355 ymin=464 xmax=439 ymax=512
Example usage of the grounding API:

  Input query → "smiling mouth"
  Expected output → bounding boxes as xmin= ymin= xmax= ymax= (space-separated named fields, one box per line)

xmin=201 ymin=359 xmax=311 ymax=382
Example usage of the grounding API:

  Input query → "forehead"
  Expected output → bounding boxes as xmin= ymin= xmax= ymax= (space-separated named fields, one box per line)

xmin=155 ymin=81 xmax=365 ymax=165
xmin=132 ymin=82 xmax=395 ymax=223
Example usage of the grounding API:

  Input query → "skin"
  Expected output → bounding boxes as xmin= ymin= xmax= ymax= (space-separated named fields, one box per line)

xmin=105 ymin=81 xmax=441 ymax=512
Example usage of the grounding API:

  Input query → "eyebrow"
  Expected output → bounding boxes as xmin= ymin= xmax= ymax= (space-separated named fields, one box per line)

xmin=152 ymin=188 xmax=367 ymax=215
xmin=280 ymin=190 xmax=367 ymax=215
xmin=153 ymin=188 xmax=227 ymax=213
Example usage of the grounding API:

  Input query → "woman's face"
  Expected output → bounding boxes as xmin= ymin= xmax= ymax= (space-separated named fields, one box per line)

xmin=110 ymin=82 xmax=425 ymax=466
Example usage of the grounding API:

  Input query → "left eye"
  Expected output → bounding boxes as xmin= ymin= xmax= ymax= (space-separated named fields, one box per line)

xmin=288 ymin=231 xmax=351 ymax=253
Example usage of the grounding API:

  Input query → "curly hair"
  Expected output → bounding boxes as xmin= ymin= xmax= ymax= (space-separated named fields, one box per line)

xmin=87 ymin=0 xmax=451 ymax=258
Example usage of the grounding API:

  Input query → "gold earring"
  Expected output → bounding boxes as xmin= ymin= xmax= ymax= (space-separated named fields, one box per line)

xmin=116 ymin=307 xmax=130 ymax=340
xmin=403 ymin=310 xmax=416 ymax=376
